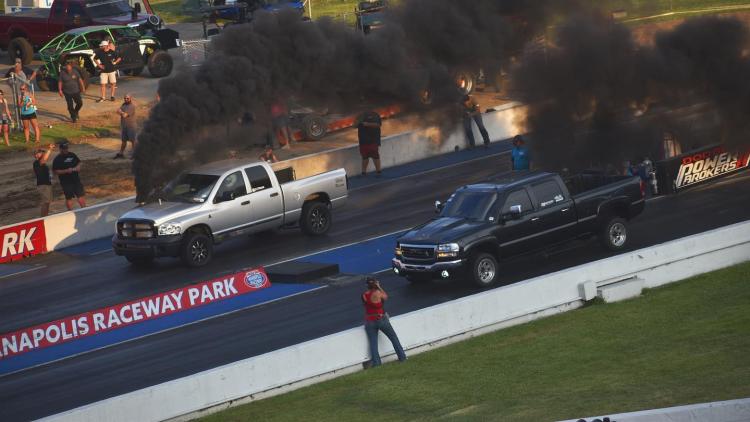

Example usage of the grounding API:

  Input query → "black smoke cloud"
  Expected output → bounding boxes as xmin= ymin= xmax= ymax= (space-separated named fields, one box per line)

xmin=511 ymin=13 xmax=750 ymax=171
xmin=133 ymin=1 xmax=571 ymax=200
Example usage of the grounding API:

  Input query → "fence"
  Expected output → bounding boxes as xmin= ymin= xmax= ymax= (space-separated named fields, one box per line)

xmin=180 ymin=39 xmax=211 ymax=67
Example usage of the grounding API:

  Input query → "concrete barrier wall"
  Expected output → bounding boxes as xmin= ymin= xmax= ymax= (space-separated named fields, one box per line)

xmin=560 ymin=398 xmax=750 ymax=422
xmin=42 ymin=197 xmax=137 ymax=250
xmin=44 ymin=220 xmax=750 ymax=422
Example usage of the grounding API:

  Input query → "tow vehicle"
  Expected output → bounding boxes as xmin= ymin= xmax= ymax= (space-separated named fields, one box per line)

xmin=393 ymin=171 xmax=646 ymax=287
xmin=113 ymin=160 xmax=347 ymax=267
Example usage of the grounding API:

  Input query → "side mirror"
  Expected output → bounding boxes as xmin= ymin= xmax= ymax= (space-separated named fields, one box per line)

xmin=434 ymin=200 xmax=444 ymax=213
xmin=509 ymin=204 xmax=522 ymax=217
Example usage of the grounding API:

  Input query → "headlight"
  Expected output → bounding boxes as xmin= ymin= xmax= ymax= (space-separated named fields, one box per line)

xmin=158 ymin=222 xmax=182 ymax=236
xmin=436 ymin=243 xmax=459 ymax=259
xmin=395 ymin=243 xmax=402 ymax=256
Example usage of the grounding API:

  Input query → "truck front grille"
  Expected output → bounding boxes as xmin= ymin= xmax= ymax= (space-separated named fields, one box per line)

xmin=117 ymin=220 xmax=156 ymax=239
xmin=401 ymin=244 xmax=435 ymax=260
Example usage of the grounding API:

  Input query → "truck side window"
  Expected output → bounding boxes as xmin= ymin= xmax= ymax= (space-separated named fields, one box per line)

xmin=502 ymin=189 xmax=533 ymax=214
xmin=532 ymin=181 xmax=565 ymax=208
xmin=215 ymin=171 xmax=247 ymax=200
xmin=51 ymin=2 xmax=65 ymax=18
xmin=68 ymin=3 xmax=85 ymax=16
xmin=244 ymin=166 xmax=273 ymax=193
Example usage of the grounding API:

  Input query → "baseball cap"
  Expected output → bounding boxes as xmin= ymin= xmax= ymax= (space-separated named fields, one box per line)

xmin=99 ymin=40 xmax=109 ymax=47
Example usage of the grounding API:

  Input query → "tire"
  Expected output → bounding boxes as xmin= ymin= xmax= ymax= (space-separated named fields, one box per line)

xmin=454 ymin=70 xmax=475 ymax=95
xmin=469 ymin=252 xmax=498 ymax=288
xmin=300 ymin=201 xmax=331 ymax=235
xmin=180 ymin=232 xmax=213 ymax=267
xmin=406 ymin=273 xmax=431 ymax=284
xmin=301 ymin=115 xmax=326 ymax=140
xmin=123 ymin=66 xmax=144 ymax=77
xmin=8 ymin=37 xmax=33 ymax=65
xmin=147 ymin=50 xmax=173 ymax=78
xmin=599 ymin=217 xmax=628 ymax=251
xmin=37 ymin=77 xmax=57 ymax=92
xmin=125 ymin=256 xmax=154 ymax=267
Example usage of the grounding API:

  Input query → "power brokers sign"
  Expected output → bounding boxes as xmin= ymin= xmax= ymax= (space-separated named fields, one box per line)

xmin=656 ymin=144 xmax=750 ymax=194
xmin=0 ymin=220 xmax=47 ymax=263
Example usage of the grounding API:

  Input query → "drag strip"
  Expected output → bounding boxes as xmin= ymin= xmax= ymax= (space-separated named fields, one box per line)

xmin=1 ymin=161 xmax=749 ymax=420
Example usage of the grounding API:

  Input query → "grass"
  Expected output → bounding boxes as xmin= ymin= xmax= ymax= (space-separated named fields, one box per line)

xmin=0 ymin=123 xmax=118 ymax=153
xmin=201 ymin=261 xmax=750 ymax=421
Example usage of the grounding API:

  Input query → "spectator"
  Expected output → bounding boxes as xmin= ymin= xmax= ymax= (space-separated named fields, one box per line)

xmin=258 ymin=144 xmax=278 ymax=163
xmin=0 ymin=89 xmax=12 ymax=147
xmin=18 ymin=83 xmax=40 ymax=144
xmin=5 ymin=58 xmax=36 ymax=92
xmin=95 ymin=40 xmax=121 ymax=102
xmin=357 ymin=109 xmax=382 ymax=176
xmin=52 ymin=141 xmax=86 ymax=210
xmin=270 ymin=99 xmax=293 ymax=149
xmin=362 ymin=276 xmax=406 ymax=367
xmin=462 ymin=94 xmax=490 ymax=149
xmin=114 ymin=93 xmax=136 ymax=159
xmin=33 ymin=145 xmax=54 ymax=217
xmin=511 ymin=135 xmax=530 ymax=170
xmin=58 ymin=62 xmax=86 ymax=122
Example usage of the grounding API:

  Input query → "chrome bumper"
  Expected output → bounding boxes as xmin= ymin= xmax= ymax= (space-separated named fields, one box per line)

xmin=391 ymin=257 xmax=464 ymax=273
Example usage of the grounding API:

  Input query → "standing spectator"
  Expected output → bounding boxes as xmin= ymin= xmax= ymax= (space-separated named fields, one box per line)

xmin=258 ymin=144 xmax=278 ymax=163
xmin=95 ymin=40 xmax=121 ymax=102
xmin=18 ymin=83 xmax=40 ymax=144
xmin=52 ymin=141 xmax=86 ymax=210
xmin=357 ymin=110 xmax=382 ymax=176
xmin=511 ymin=135 xmax=531 ymax=170
xmin=362 ymin=277 xmax=406 ymax=367
xmin=33 ymin=145 xmax=54 ymax=216
xmin=58 ymin=62 xmax=86 ymax=122
xmin=270 ymin=99 xmax=293 ymax=149
xmin=0 ymin=89 xmax=12 ymax=147
xmin=462 ymin=94 xmax=490 ymax=149
xmin=114 ymin=93 xmax=136 ymax=159
xmin=5 ymin=58 xmax=37 ymax=92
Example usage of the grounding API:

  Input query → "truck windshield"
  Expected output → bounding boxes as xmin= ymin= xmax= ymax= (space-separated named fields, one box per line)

xmin=441 ymin=191 xmax=497 ymax=220
xmin=162 ymin=174 xmax=219 ymax=203
xmin=85 ymin=0 xmax=132 ymax=18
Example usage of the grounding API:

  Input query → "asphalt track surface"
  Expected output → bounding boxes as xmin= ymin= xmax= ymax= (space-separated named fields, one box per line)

xmin=1 ymin=143 xmax=749 ymax=420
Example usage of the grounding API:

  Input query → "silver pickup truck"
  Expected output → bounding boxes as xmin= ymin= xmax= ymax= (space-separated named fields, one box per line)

xmin=112 ymin=160 xmax=347 ymax=267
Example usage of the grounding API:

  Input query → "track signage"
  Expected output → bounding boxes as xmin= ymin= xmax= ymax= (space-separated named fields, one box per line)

xmin=674 ymin=145 xmax=750 ymax=189
xmin=0 ymin=220 xmax=46 ymax=264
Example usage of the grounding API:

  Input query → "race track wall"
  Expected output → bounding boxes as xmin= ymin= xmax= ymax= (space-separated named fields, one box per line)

xmin=44 ymin=220 xmax=750 ymax=422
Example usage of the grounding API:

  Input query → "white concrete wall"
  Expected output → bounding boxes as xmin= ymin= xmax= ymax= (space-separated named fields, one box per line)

xmin=42 ymin=197 xmax=137 ymax=250
xmin=559 ymin=397 xmax=750 ymax=422
xmin=44 ymin=220 xmax=750 ymax=422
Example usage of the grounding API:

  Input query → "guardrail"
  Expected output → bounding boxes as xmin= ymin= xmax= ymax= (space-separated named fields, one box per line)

xmin=1 ymin=103 xmax=526 ymax=262
xmin=43 ymin=219 xmax=750 ymax=422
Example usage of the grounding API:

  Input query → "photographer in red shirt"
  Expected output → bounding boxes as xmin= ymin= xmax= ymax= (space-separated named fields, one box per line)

xmin=362 ymin=276 xmax=407 ymax=367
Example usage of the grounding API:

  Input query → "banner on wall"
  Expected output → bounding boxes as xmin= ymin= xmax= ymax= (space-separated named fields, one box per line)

xmin=0 ymin=220 xmax=47 ymax=264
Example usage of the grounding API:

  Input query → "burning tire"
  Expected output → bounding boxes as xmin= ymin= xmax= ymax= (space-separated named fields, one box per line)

xmin=301 ymin=115 xmax=327 ymax=140
xmin=148 ymin=50 xmax=173 ymax=78
xmin=8 ymin=37 xmax=33 ymax=65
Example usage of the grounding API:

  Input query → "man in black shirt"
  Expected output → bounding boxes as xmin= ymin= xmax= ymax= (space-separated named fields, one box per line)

xmin=33 ymin=145 xmax=54 ymax=216
xmin=58 ymin=62 xmax=86 ymax=122
xmin=94 ymin=40 xmax=121 ymax=102
xmin=52 ymin=141 xmax=86 ymax=210
xmin=357 ymin=110 xmax=382 ymax=176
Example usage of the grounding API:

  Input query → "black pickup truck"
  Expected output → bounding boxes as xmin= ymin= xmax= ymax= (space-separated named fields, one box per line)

xmin=392 ymin=171 xmax=646 ymax=287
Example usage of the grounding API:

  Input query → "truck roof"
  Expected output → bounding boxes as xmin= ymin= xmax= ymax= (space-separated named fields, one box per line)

xmin=190 ymin=159 xmax=264 ymax=176
xmin=462 ymin=171 xmax=554 ymax=192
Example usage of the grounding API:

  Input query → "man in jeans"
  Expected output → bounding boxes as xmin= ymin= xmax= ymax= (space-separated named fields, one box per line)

xmin=462 ymin=94 xmax=491 ymax=149
xmin=362 ymin=276 xmax=407 ymax=367
xmin=58 ymin=62 xmax=86 ymax=122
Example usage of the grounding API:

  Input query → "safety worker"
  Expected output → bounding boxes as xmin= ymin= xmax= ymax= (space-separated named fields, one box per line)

xmin=362 ymin=276 xmax=406 ymax=367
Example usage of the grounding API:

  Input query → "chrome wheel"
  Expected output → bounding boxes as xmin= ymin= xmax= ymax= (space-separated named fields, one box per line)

xmin=477 ymin=258 xmax=496 ymax=284
xmin=609 ymin=222 xmax=627 ymax=247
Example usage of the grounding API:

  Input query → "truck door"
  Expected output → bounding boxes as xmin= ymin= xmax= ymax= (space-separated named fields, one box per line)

xmin=243 ymin=164 xmax=284 ymax=232
xmin=529 ymin=179 xmax=577 ymax=246
xmin=496 ymin=188 xmax=538 ymax=254
xmin=210 ymin=171 xmax=251 ymax=235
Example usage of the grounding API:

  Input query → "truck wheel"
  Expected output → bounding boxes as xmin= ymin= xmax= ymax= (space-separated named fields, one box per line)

xmin=8 ymin=37 xmax=33 ymax=65
xmin=180 ymin=232 xmax=213 ymax=267
xmin=300 ymin=201 xmax=331 ymax=235
xmin=125 ymin=256 xmax=154 ymax=267
xmin=301 ymin=115 xmax=326 ymax=140
xmin=469 ymin=252 xmax=498 ymax=287
xmin=599 ymin=217 xmax=628 ymax=251
xmin=148 ymin=50 xmax=173 ymax=78
xmin=406 ymin=273 xmax=431 ymax=284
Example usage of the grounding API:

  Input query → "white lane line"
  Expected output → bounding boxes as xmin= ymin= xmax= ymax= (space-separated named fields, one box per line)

xmin=0 ymin=284 xmax=328 ymax=379
xmin=265 ymin=227 xmax=411 ymax=268
xmin=348 ymin=149 xmax=511 ymax=192
xmin=89 ymin=249 xmax=112 ymax=256
xmin=0 ymin=265 xmax=46 ymax=281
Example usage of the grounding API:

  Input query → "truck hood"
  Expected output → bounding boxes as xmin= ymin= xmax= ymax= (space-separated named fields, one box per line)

xmin=119 ymin=201 xmax=202 ymax=225
xmin=91 ymin=14 xmax=150 ymax=26
xmin=399 ymin=217 xmax=488 ymax=245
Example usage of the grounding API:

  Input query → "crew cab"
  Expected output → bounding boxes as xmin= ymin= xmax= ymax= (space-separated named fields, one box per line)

xmin=392 ymin=171 xmax=645 ymax=287
xmin=0 ymin=0 xmax=158 ymax=64
xmin=112 ymin=160 xmax=347 ymax=267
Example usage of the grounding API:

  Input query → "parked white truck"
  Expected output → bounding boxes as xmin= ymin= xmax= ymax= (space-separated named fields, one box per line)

xmin=112 ymin=160 xmax=348 ymax=267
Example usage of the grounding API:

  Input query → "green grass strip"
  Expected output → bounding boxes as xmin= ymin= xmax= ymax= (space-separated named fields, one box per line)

xmin=202 ymin=261 xmax=750 ymax=421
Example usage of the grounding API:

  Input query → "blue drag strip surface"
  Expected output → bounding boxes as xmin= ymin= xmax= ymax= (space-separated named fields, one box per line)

xmin=59 ymin=237 xmax=113 ymax=256
xmin=298 ymin=232 xmax=404 ymax=274
xmin=0 ymin=283 xmax=319 ymax=376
